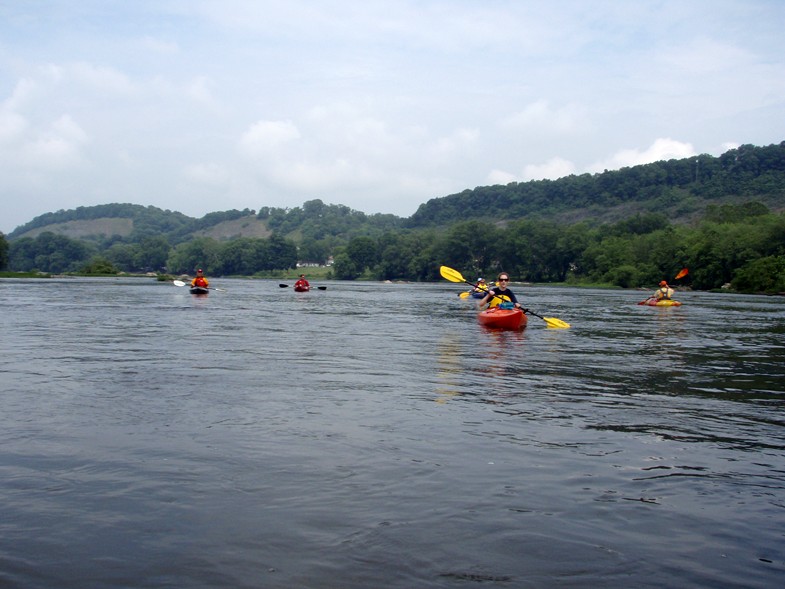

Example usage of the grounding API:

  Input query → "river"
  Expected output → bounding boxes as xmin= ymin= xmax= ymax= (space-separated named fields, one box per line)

xmin=1 ymin=277 xmax=783 ymax=588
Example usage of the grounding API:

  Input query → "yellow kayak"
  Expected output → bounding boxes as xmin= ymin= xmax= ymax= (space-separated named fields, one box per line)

xmin=638 ymin=298 xmax=682 ymax=306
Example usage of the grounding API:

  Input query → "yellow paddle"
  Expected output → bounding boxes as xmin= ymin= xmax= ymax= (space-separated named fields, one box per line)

xmin=439 ymin=265 xmax=570 ymax=328
xmin=459 ymin=291 xmax=472 ymax=299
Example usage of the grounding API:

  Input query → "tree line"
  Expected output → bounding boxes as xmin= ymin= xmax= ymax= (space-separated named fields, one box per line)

xmin=407 ymin=142 xmax=785 ymax=227
xmin=3 ymin=201 xmax=783 ymax=294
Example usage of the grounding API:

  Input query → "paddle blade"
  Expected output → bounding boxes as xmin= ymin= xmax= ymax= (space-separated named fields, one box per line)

xmin=317 ymin=286 xmax=327 ymax=290
xmin=459 ymin=291 xmax=471 ymax=299
xmin=279 ymin=283 xmax=289 ymax=288
xmin=173 ymin=280 xmax=186 ymax=287
xmin=675 ymin=268 xmax=689 ymax=280
xmin=440 ymin=265 xmax=466 ymax=283
xmin=544 ymin=316 xmax=571 ymax=329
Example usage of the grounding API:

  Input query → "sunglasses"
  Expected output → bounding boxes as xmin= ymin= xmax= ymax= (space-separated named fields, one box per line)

xmin=499 ymin=278 xmax=509 ymax=282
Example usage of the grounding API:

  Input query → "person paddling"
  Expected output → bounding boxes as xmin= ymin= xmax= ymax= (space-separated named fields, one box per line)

xmin=294 ymin=274 xmax=310 ymax=291
xmin=653 ymin=280 xmax=674 ymax=301
xmin=472 ymin=277 xmax=489 ymax=294
xmin=478 ymin=272 xmax=524 ymax=310
xmin=191 ymin=268 xmax=209 ymax=289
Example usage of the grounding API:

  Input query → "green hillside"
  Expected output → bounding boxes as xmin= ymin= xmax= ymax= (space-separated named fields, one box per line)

xmin=2 ymin=141 xmax=784 ymax=293
xmin=407 ymin=142 xmax=785 ymax=228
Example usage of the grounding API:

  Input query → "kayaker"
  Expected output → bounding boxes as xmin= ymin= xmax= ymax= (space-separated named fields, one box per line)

xmin=653 ymin=280 xmax=674 ymax=301
xmin=191 ymin=268 xmax=209 ymax=288
xmin=478 ymin=272 xmax=524 ymax=310
xmin=472 ymin=278 xmax=489 ymax=294
xmin=294 ymin=274 xmax=310 ymax=290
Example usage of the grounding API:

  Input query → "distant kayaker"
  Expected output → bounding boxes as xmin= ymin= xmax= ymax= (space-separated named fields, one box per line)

xmin=191 ymin=268 xmax=209 ymax=288
xmin=294 ymin=274 xmax=310 ymax=290
xmin=472 ymin=278 xmax=489 ymax=294
xmin=478 ymin=272 xmax=523 ymax=310
xmin=653 ymin=280 xmax=674 ymax=301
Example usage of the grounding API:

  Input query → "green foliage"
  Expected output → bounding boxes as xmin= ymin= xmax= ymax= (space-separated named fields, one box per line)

xmin=166 ymin=237 xmax=222 ymax=274
xmin=731 ymin=256 xmax=785 ymax=293
xmin=0 ymin=232 xmax=8 ymax=270
xmin=4 ymin=142 xmax=785 ymax=290
xmin=9 ymin=232 xmax=95 ymax=273
xmin=80 ymin=257 xmax=118 ymax=275
xmin=346 ymin=236 xmax=378 ymax=272
xmin=8 ymin=203 xmax=192 ymax=241
xmin=408 ymin=141 xmax=785 ymax=227
xmin=332 ymin=252 xmax=360 ymax=280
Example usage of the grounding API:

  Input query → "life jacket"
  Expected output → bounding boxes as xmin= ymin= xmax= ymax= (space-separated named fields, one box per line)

xmin=488 ymin=293 xmax=512 ymax=308
xmin=656 ymin=286 xmax=673 ymax=300
xmin=192 ymin=276 xmax=209 ymax=287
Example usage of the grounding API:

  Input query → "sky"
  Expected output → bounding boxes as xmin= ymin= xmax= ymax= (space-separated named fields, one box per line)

xmin=1 ymin=0 xmax=784 ymax=234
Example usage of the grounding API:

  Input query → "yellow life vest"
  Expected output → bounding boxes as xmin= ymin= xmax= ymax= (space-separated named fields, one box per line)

xmin=488 ymin=293 xmax=511 ymax=308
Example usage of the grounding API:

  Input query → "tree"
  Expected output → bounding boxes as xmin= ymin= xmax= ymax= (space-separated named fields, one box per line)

xmin=0 ymin=233 xmax=8 ymax=270
xmin=332 ymin=252 xmax=359 ymax=280
xmin=8 ymin=232 xmax=93 ymax=272
xmin=167 ymin=238 xmax=221 ymax=274
xmin=346 ymin=236 xmax=378 ymax=273
xmin=732 ymin=256 xmax=785 ymax=293
xmin=81 ymin=257 xmax=118 ymax=274
xmin=133 ymin=236 xmax=171 ymax=271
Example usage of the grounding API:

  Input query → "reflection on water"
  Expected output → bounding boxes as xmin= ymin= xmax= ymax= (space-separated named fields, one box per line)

xmin=0 ymin=278 xmax=784 ymax=588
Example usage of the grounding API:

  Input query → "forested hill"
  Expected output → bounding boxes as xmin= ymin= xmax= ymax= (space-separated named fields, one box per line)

xmin=407 ymin=142 xmax=785 ymax=228
xmin=7 ymin=204 xmax=195 ymax=241
xmin=6 ymin=141 xmax=785 ymax=243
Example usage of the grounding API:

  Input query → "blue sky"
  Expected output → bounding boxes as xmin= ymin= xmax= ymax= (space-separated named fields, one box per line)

xmin=1 ymin=0 xmax=784 ymax=234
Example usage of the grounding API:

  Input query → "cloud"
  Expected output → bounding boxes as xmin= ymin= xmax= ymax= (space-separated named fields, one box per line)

xmin=67 ymin=62 xmax=136 ymax=95
xmin=139 ymin=36 xmax=180 ymax=54
xmin=239 ymin=120 xmax=301 ymax=157
xmin=1 ymin=0 xmax=784 ymax=234
xmin=588 ymin=138 xmax=696 ymax=173
xmin=502 ymin=100 xmax=587 ymax=134
xmin=0 ymin=108 xmax=28 ymax=144
xmin=2 ymin=111 xmax=88 ymax=169
xmin=487 ymin=156 xmax=576 ymax=185
xmin=523 ymin=157 xmax=576 ymax=181
xmin=182 ymin=161 xmax=230 ymax=186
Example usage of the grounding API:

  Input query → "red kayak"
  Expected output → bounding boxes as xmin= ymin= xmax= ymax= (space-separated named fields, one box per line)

xmin=293 ymin=285 xmax=310 ymax=292
xmin=477 ymin=307 xmax=528 ymax=330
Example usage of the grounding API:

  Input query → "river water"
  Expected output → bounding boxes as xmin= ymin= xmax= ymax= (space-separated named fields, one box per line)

xmin=1 ymin=277 xmax=783 ymax=588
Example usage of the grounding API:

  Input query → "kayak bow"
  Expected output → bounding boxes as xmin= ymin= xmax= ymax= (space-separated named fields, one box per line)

xmin=477 ymin=307 xmax=528 ymax=330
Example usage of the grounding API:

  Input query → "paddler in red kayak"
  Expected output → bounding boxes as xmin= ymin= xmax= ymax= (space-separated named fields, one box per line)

xmin=478 ymin=272 xmax=524 ymax=310
xmin=191 ymin=268 xmax=209 ymax=289
xmin=294 ymin=274 xmax=310 ymax=290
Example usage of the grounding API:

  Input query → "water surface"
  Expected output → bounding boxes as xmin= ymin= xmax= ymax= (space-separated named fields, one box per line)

xmin=1 ymin=277 xmax=783 ymax=588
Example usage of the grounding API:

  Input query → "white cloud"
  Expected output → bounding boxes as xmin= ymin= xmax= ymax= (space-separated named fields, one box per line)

xmin=487 ymin=156 xmax=577 ymax=185
xmin=0 ymin=109 xmax=27 ymax=144
xmin=182 ymin=162 xmax=230 ymax=186
xmin=588 ymin=138 xmax=696 ymax=173
xmin=239 ymin=120 xmax=301 ymax=157
xmin=486 ymin=169 xmax=519 ymax=186
xmin=139 ymin=36 xmax=180 ymax=54
xmin=523 ymin=157 xmax=577 ymax=181
xmin=428 ymin=128 xmax=479 ymax=161
xmin=503 ymin=100 xmax=586 ymax=134
xmin=68 ymin=62 xmax=136 ymax=94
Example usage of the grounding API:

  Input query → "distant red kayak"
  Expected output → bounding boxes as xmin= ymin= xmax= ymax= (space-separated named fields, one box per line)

xmin=477 ymin=307 xmax=527 ymax=330
xmin=293 ymin=285 xmax=310 ymax=292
